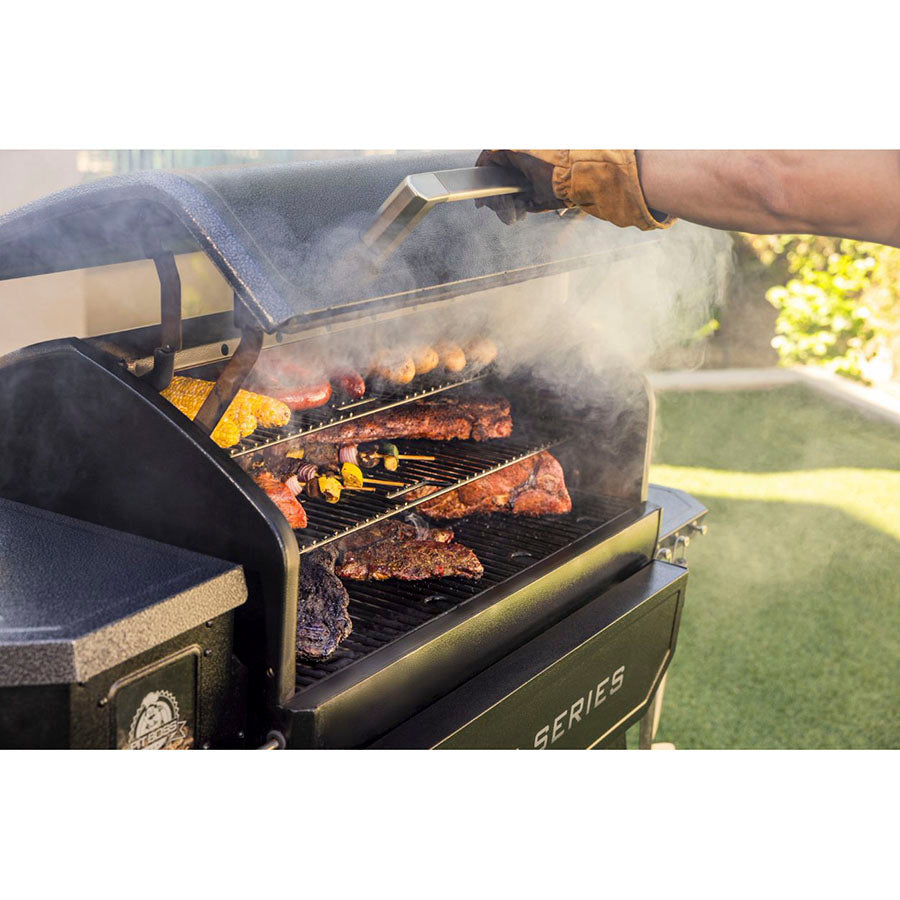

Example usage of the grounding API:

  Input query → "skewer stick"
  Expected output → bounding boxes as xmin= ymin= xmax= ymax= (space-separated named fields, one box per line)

xmin=361 ymin=477 xmax=406 ymax=487
xmin=343 ymin=485 xmax=377 ymax=492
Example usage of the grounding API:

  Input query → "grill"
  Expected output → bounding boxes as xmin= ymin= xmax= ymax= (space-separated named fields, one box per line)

xmin=0 ymin=151 xmax=708 ymax=750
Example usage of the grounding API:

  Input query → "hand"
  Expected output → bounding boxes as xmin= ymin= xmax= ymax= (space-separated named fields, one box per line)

xmin=474 ymin=149 xmax=567 ymax=224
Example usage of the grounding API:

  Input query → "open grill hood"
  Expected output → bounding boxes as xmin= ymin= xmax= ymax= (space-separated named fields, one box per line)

xmin=0 ymin=151 xmax=658 ymax=332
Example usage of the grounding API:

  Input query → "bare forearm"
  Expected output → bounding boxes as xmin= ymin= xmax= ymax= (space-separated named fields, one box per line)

xmin=636 ymin=150 xmax=900 ymax=246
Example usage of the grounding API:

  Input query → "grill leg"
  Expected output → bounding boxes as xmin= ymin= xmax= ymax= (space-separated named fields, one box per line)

xmin=638 ymin=671 xmax=669 ymax=749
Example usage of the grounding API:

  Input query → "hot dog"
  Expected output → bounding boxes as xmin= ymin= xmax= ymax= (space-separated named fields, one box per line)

xmin=330 ymin=368 xmax=366 ymax=400
xmin=251 ymin=359 xmax=333 ymax=411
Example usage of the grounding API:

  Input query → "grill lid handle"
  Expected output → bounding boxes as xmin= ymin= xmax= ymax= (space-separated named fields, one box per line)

xmin=362 ymin=167 xmax=526 ymax=261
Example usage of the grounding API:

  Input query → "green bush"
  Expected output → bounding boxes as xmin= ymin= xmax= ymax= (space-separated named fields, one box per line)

xmin=742 ymin=234 xmax=900 ymax=383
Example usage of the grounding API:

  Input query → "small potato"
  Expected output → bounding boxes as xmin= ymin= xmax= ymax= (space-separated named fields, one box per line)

xmin=372 ymin=351 xmax=416 ymax=385
xmin=464 ymin=337 xmax=498 ymax=368
xmin=435 ymin=341 xmax=467 ymax=373
xmin=411 ymin=345 xmax=439 ymax=376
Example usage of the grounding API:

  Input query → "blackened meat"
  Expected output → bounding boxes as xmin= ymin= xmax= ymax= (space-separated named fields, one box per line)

xmin=297 ymin=546 xmax=352 ymax=660
xmin=336 ymin=539 xmax=484 ymax=582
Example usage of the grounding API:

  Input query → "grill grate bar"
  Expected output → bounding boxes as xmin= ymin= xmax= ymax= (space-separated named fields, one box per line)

xmin=228 ymin=366 xmax=495 ymax=458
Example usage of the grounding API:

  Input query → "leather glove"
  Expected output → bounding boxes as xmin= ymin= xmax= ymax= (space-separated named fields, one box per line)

xmin=475 ymin=149 xmax=675 ymax=230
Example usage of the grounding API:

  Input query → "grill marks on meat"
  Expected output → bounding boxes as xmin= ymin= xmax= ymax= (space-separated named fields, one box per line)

xmin=336 ymin=519 xmax=454 ymax=552
xmin=253 ymin=471 xmax=307 ymax=529
xmin=334 ymin=518 xmax=477 ymax=582
xmin=415 ymin=451 xmax=572 ymax=520
xmin=302 ymin=396 xmax=513 ymax=444
xmin=337 ymin=539 xmax=484 ymax=582
xmin=297 ymin=546 xmax=352 ymax=660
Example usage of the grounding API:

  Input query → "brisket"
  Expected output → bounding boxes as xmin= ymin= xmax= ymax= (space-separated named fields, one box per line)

xmin=302 ymin=395 xmax=513 ymax=444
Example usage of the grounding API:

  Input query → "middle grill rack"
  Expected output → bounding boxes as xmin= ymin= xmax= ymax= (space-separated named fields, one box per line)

xmin=295 ymin=435 xmax=564 ymax=552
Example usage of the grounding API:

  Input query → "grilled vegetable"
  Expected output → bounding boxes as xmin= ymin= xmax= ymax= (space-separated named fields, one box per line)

xmin=160 ymin=375 xmax=264 ymax=448
xmin=464 ymin=337 xmax=498 ymax=369
xmin=318 ymin=475 xmax=342 ymax=504
xmin=380 ymin=441 xmax=400 ymax=472
xmin=338 ymin=444 xmax=359 ymax=465
xmin=434 ymin=342 xmax=467 ymax=373
xmin=411 ymin=346 xmax=439 ymax=376
xmin=341 ymin=462 xmax=365 ymax=488
xmin=372 ymin=351 xmax=416 ymax=385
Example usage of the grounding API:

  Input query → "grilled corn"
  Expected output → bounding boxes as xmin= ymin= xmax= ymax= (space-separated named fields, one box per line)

xmin=161 ymin=375 xmax=288 ymax=448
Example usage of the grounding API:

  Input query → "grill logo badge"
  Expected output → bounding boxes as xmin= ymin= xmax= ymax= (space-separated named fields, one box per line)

xmin=127 ymin=690 xmax=190 ymax=750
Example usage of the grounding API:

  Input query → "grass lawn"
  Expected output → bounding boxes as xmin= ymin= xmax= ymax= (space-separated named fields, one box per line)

xmin=645 ymin=384 xmax=900 ymax=749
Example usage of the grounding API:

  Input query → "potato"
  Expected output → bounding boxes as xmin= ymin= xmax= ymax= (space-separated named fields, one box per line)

xmin=411 ymin=345 xmax=439 ymax=376
xmin=464 ymin=337 xmax=498 ymax=368
xmin=435 ymin=341 xmax=467 ymax=373
xmin=372 ymin=351 xmax=416 ymax=385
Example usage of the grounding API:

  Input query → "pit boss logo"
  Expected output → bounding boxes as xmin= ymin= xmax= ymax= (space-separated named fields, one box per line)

xmin=127 ymin=690 xmax=190 ymax=750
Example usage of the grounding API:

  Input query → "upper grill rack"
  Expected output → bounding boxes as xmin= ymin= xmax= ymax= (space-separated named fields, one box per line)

xmin=295 ymin=492 xmax=635 ymax=688
xmin=228 ymin=364 xmax=496 ymax=458
xmin=296 ymin=435 xmax=563 ymax=552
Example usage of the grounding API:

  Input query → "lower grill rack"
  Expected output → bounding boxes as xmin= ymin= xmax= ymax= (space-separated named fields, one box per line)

xmin=294 ymin=492 xmax=635 ymax=689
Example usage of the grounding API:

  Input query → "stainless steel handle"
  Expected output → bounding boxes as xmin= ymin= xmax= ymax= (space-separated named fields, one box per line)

xmin=362 ymin=166 xmax=526 ymax=261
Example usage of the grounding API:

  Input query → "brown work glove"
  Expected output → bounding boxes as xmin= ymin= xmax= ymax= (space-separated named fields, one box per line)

xmin=475 ymin=149 xmax=675 ymax=230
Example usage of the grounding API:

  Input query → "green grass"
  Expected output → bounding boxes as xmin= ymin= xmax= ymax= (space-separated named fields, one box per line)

xmin=646 ymin=385 xmax=900 ymax=749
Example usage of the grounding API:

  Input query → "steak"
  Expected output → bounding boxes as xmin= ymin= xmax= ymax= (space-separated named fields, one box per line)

xmin=297 ymin=546 xmax=353 ymax=660
xmin=302 ymin=395 xmax=513 ymax=444
xmin=336 ymin=539 xmax=484 ymax=582
xmin=336 ymin=518 xmax=454 ymax=553
xmin=414 ymin=451 xmax=572 ymax=520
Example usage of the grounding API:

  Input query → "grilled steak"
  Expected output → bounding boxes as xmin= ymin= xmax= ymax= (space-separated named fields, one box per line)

xmin=414 ymin=451 xmax=572 ymax=520
xmin=336 ymin=519 xmax=454 ymax=553
xmin=336 ymin=539 xmax=484 ymax=582
xmin=297 ymin=546 xmax=352 ymax=660
xmin=302 ymin=395 xmax=513 ymax=444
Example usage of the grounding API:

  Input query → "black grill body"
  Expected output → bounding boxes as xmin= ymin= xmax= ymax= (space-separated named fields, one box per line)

xmin=0 ymin=153 xmax=708 ymax=749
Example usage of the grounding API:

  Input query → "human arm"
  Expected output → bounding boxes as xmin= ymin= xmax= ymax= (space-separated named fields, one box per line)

xmin=476 ymin=149 xmax=900 ymax=247
xmin=635 ymin=150 xmax=900 ymax=247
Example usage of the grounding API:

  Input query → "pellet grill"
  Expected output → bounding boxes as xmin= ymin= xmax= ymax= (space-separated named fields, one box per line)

xmin=0 ymin=151 xmax=707 ymax=749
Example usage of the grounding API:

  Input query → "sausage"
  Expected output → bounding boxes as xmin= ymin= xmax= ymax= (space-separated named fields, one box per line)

xmin=252 ymin=360 xmax=333 ymax=411
xmin=276 ymin=379 xmax=333 ymax=411
xmin=330 ymin=368 xmax=366 ymax=399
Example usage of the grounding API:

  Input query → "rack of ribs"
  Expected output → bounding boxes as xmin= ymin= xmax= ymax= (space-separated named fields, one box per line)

xmin=302 ymin=395 xmax=513 ymax=444
xmin=412 ymin=450 xmax=572 ymax=520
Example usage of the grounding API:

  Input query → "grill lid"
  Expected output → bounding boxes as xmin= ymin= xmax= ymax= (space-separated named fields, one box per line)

xmin=0 ymin=151 xmax=658 ymax=333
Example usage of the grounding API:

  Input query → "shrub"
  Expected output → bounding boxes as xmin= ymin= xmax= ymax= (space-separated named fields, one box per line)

xmin=741 ymin=234 xmax=900 ymax=384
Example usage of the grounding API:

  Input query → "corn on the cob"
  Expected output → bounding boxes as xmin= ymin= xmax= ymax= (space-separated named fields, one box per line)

xmin=161 ymin=375 xmax=285 ymax=448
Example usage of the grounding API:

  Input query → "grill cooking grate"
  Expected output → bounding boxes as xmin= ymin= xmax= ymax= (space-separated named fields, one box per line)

xmin=229 ymin=365 xmax=495 ymax=458
xmin=296 ymin=435 xmax=563 ymax=552
xmin=294 ymin=492 xmax=634 ymax=689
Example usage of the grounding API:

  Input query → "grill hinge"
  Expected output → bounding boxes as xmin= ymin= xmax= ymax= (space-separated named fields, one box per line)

xmin=141 ymin=251 xmax=183 ymax=391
